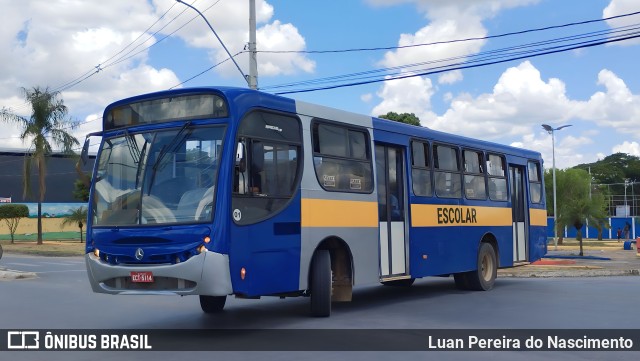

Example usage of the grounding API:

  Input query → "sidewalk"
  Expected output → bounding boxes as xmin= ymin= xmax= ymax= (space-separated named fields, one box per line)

xmin=498 ymin=243 xmax=640 ymax=278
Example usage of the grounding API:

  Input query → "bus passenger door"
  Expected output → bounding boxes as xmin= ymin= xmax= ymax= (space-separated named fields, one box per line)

xmin=510 ymin=165 xmax=528 ymax=262
xmin=375 ymin=144 xmax=409 ymax=278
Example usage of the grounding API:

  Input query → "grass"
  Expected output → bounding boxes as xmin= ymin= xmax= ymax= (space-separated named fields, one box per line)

xmin=1 ymin=239 xmax=86 ymax=257
xmin=552 ymin=238 xmax=630 ymax=249
xmin=0 ymin=231 xmax=83 ymax=241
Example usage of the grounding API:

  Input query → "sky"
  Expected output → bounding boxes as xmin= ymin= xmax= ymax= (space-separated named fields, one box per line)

xmin=1 ymin=0 xmax=640 ymax=169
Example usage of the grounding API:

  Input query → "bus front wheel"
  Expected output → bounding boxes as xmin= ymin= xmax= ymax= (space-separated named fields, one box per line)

xmin=199 ymin=295 xmax=227 ymax=313
xmin=310 ymin=250 xmax=332 ymax=317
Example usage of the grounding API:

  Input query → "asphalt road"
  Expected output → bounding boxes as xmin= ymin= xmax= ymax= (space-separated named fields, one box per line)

xmin=1 ymin=254 xmax=638 ymax=361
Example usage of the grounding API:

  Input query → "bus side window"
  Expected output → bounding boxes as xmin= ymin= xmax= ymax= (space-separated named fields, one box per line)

xmin=528 ymin=161 xmax=542 ymax=203
xmin=232 ymin=111 xmax=302 ymax=225
xmin=411 ymin=140 xmax=432 ymax=197
xmin=312 ymin=121 xmax=373 ymax=193
xmin=487 ymin=153 xmax=508 ymax=201
xmin=434 ymin=144 xmax=461 ymax=198
xmin=463 ymin=149 xmax=486 ymax=200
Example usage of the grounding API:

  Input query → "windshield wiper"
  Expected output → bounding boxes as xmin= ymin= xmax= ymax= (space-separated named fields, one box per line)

xmin=147 ymin=122 xmax=192 ymax=194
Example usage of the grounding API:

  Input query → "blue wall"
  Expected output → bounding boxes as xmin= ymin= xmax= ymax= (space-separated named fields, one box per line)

xmin=547 ymin=217 xmax=637 ymax=240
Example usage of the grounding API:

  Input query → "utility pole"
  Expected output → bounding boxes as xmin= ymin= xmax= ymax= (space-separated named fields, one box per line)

xmin=248 ymin=0 xmax=259 ymax=90
xmin=176 ymin=0 xmax=249 ymax=87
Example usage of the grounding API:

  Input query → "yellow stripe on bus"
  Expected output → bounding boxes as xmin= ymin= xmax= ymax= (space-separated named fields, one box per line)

xmin=301 ymin=199 xmax=378 ymax=228
xmin=411 ymin=204 xmax=513 ymax=227
xmin=529 ymin=208 xmax=548 ymax=226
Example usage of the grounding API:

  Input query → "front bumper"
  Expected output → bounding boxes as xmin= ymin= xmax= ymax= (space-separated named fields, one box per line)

xmin=85 ymin=250 xmax=232 ymax=296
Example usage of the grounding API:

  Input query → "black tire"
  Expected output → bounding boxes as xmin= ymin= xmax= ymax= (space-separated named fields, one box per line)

xmin=466 ymin=242 xmax=497 ymax=291
xmin=310 ymin=250 xmax=332 ymax=317
xmin=382 ymin=278 xmax=415 ymax=287
xmin=0 ymin=243 xmax=3 ymax=261
xmin=199 ymin=295 xmax=227 ymax=313
xmin=453 ymin=273 xmax=469 ymax=290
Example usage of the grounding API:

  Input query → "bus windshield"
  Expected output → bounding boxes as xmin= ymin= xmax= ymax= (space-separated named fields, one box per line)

xmin=92 ymin=125 xmax=226 ymax=226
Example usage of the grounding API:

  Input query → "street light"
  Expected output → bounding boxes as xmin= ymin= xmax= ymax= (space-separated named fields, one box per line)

xmin=176 ymin=0 xmax=256 ymax=89
xmin=542 ymin=123 xmax=572 ymax=251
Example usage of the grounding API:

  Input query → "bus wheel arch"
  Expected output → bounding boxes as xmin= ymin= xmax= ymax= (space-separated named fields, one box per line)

xmin=308 ymin=237 xmax=354 ymax=316
xmin=480 ymin=232 xmax=500 ymax=268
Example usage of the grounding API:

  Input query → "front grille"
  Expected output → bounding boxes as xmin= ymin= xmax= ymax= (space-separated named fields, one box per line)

xmin=99 ymin=245 xmax=201 ymax=266
xmin=103 ymin=276 xmax=196 ymax=291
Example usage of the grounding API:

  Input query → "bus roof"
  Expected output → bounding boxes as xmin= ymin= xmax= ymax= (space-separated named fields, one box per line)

xmin=103 ymin=86 xmax=542 ymax=161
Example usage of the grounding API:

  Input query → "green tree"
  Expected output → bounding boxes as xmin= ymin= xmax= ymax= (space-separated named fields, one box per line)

xmin=575 ymin=152 xmax=640 ymax=194
xmin=0 ymin=87 xmax=79 ymax=245
xmin=378 ymin=111 xmax=422 ymax=126
xmin=546 ymin=168 xmax=608 ymax=255
xmin=73 ymin=177 xmax=90 ymax=202
xmin=0 ymin=204 xmax=30 ymax=244
xmin=61 ymin=207 xmax=88 ymax=243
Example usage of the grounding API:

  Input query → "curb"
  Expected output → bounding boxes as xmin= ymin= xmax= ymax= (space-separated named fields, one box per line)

xmin=0 ymin=269 xmax=37 ymax=280
xmin=498 ymin=269 xmax=640 ymax=278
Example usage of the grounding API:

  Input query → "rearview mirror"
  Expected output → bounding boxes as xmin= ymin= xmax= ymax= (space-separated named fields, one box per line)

xmin=80 ymin=137 xmax=91 ymax=165
xmin=236 ymin=141 xmax=246 ymax=172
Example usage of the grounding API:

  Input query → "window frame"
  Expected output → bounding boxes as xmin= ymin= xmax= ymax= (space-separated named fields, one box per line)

xmin=462 ymin=148 xmax=487 ymax=200
xmin=311 ymin=119 xmax=374 ymax=194
xmin=486 ymin=153 xmax=508 ymax=202
xmin=232 ymin=109 xmax=303 ymax=225
xmin=528 ymin=160 xmax=543 ymax=204
xmin=433 ymin=143 xmax=462 ymax=199
xmin=410 ymin=139 xmax=433 ymax=197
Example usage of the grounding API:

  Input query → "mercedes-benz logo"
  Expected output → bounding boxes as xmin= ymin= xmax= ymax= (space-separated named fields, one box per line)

xmin=135 ymin=248 xmax=144 ymax=261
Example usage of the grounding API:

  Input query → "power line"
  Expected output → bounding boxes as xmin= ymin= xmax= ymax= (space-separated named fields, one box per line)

xmin=169 ymin=51 xmax=243 ymax=89
xmin=272 ymin=30 xmax=640 ymax=95
xmin=257 ymin=10 xmax=640 ymax=55
xmin=5 ymin=1 xmax=190 ymax=115
xmin=5 ymin=0 xmax=219 ymax=114
xmin=263 ymin=23 xmax=640 ymax=91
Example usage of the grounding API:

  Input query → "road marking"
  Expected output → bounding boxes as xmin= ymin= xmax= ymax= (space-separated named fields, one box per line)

xmin=41 ymin=262 xmax=83 ymax=266
xmin=4 ymin=262 xmax=40 ymax=267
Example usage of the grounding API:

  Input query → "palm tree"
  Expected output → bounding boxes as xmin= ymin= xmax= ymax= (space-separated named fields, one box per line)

xmin=0 ymin=86 xmax=79 ymax=245
xmin=62 ymin=207 xmax=88 ymax=243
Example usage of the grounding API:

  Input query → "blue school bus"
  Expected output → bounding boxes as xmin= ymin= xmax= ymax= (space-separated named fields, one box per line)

xmin=83 ymin=87 xmax=547 ymax=317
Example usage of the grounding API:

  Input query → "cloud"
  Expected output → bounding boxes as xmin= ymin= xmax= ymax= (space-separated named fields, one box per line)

xmin=252 ymin=21 xmax=315 ymax=76
xmin=162 ymin=0 xmax=314 ymax=78
xmin=369 ymin=57 xmax=640 ymax=169
xmin=612 ymin=141 xmax=640 ymax=156
xmin=371 ymin=75 xmax=437 ymax=122
xmin=438 ymin=70 xmax=463 ymax=84
xmin=576 ymin=69 xmax=640 ymax=133
xmin=0 ymin=0 xmax=314 ymax=150
xmin=361 ymin=93 xmax=373 ymax=102
xmin=512 ymin=132 xmax=594 ymax=170
xmin=429 ymin=61 xmax=576 ymax=139
xmin=603 ymin=0 xmax=640 ymax=45
xmin=0 ymin=1 xmax=182 ymax=118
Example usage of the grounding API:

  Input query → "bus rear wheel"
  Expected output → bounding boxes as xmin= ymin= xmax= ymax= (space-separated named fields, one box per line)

xmin=454 ymin=242 xmax=497 ymax=291
xmin=310 ymin=250 xmax=332 ymax=317
xmin=200 ymin=295 xmax=227 ymax=313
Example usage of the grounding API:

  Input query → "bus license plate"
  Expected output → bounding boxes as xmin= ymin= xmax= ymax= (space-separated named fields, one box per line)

xmin=130 ymin=271 xmax=154 ymax=283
